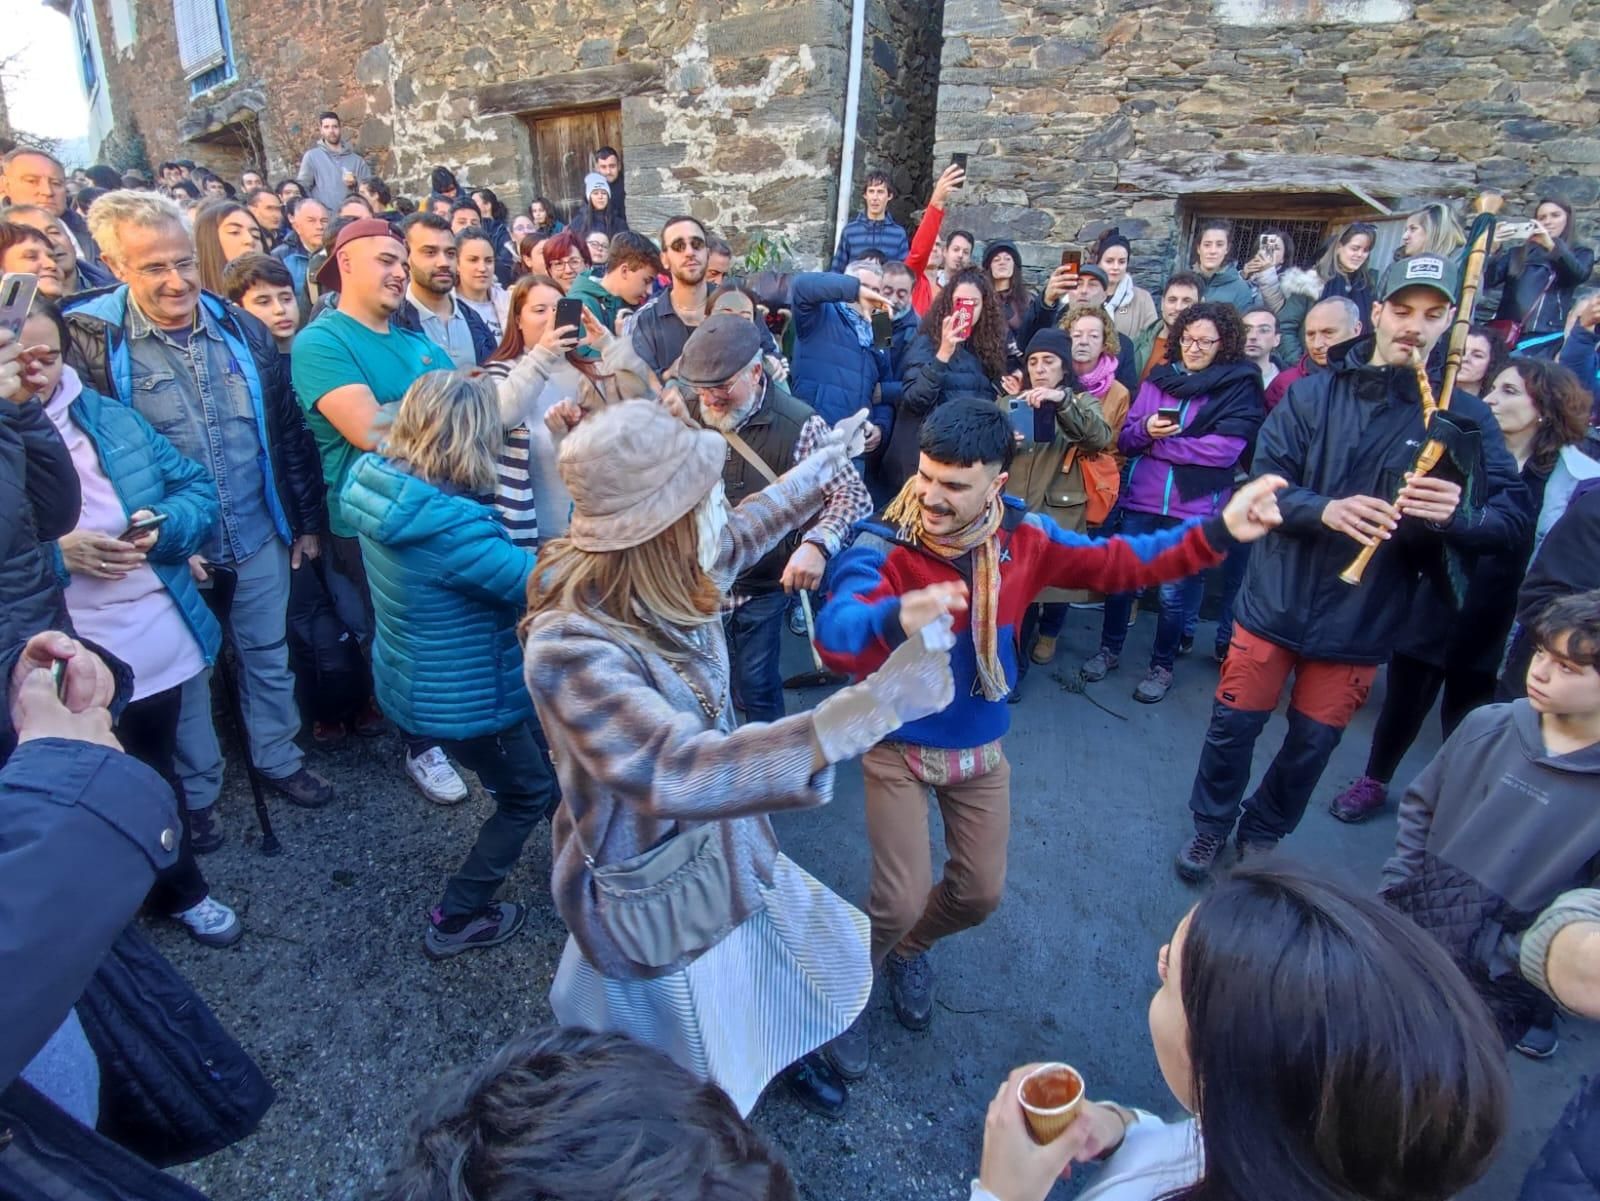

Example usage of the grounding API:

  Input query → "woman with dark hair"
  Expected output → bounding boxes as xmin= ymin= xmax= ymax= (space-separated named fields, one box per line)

xmin=192 ymin=199 xmax=267 ymax=294
xmin=429 ymin=165 xmax=460 ymax=200
xmin=1485 ymin=195 xmax=1596 ymax=358
xmin=529 ymin=195 xmax=565 ymax=236
xmin=969 ymin=861 xmax=1508 ymax=1201
xmin=569 ymin=173 xmax=624 ymax=239
xmin=980 ymin=239 xmax=1061 ymax=372
xmin=884 ymin=267 xmax=1010 ymax=488
xmin=470 ymin=187 xmax=510 ymax=266
xmin=358 ymin=176 xmax=397 ymax=221
xmin=1094 ymin=229 xmax=1156 ymax=340
xmin=0 ymin=221 xmax=64 ymax=298
xmin=1455 ymin=324 xmax=1511 ymax=398
xmin=539 ymin=229 xmax=591 ymax=293
xmin=1081 ymin=302 xmax=1264 ymax=704
xmin=518 ymin=231 xmax=550 ymax=279
xmin=1332 ymin=356 xmax=1593 ymax=825
xmin=1244 ymin=229 xmax=1322 ymax=362
xmin=484 ymin=274 xmax=652 ymax=547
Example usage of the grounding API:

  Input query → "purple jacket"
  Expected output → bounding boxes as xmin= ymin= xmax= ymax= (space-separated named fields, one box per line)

xmin=1118 ymin=379 xmax=1249 ymax=520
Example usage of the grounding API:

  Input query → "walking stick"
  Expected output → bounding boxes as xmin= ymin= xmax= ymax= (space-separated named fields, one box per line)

xmin=1338 ymin=205 xmax=1499 ymax=586
xmin=199 ymin=564 xmax=283 ymax=855
xmin=783 ymin=590 xmax=849 ymax=690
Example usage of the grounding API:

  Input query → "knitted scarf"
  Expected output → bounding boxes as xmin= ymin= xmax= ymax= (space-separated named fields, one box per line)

xmin=882 ymin=478 xmax=1008 ymax=701
xmin=1075 ymin=353 xmax=1118 ymax=398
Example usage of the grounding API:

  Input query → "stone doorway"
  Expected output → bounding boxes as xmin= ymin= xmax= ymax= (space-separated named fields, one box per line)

xmin=521 ymin=105 xmax=622 ymax=226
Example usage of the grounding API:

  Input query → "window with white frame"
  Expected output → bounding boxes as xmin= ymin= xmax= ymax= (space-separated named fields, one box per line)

xmin=71 ymin=0 xmax=98 ymax=96
xmin=109 ymin=0 xmax=138 ymax=52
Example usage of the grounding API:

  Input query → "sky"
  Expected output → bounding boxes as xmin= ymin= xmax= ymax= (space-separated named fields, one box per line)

xmin=6 ymin=2 xmax=91 ymax=142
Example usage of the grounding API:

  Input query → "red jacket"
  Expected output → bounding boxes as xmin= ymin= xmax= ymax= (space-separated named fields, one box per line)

xmin=908 ymin=204 xmax=945 ymax=316
xmin=1265 ymin=356 xmax=1312 ymax=411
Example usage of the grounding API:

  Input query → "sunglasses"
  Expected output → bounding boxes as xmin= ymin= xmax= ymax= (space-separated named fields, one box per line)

xmin=668 ymin=236 xmax=707 ymax=253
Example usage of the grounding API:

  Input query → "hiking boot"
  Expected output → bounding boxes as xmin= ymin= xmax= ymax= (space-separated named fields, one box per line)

xmin=1329 ymin=775 xmax=1388 ymax=824
xmin=782 ymin=1052 xmax=848 ymax=1118
xmin=1235 ymin=836 xmax=1280 ymax=863
xmin=175 ymin=895 xmax=243 ymax=948
xmin=312 ymin=719 xmax=347 ymax=747
xmin=1178 ymin=633 xmax=1196 ymax=657
xmin=424 ymin=902 xmax=526 ymax=959
xmin=823 ymin=1009 xmax=871 ymax=1080
xmin=353 ymin=698 xmax=387 ymax=738
xmin=188 ymin=803 xmax=225 ymax=854
xmin=1214 ymin=639 xmax=1231 ymax=665
xmin=1133 ymin=665 xmax=1174 ymax=704
xmin=886 ymin=950 xmax=934 ymax=1031
xmin=269 ymin=766 xmax=336 ymax=809
xmin=1030 ymin=634 xmax=1058 ymax=665
xmin=1515 ymin=1018 xmax=1559 ymax=1060
xmin=1175 ymin=832 xmax=1225 ymax=882
xmin=407 ymin=747 xmax=469 ymax=805
xmin=1079 ymin=648 xmax=1119 ymax=683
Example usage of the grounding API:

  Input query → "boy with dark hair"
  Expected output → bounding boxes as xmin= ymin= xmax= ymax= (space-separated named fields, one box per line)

xmin=375 ymin=1027 xmax=795 ymax=1201
xmin=1131 ymin=271 xmax=1204 ymax=381
xmin=814 ymin=398 xmax=1286 ymax=1075
xmin=569 ymin=229 xmax=662 ymax=337
xmin=831 ymin=168 xmax=909 ymax=272
xmin=1382 ymin=589 xmax=1600 ymax=1056
xmin=223 ymin=252 xmax=300 ymax=350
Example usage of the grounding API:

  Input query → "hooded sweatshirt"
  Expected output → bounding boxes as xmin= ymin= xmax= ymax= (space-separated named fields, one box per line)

xmin=1383 ymin=700 xmax=1600 ymax=977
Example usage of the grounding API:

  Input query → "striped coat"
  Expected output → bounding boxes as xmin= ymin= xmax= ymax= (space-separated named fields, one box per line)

xmin=524 ymin=445 xmax=850 ymax=980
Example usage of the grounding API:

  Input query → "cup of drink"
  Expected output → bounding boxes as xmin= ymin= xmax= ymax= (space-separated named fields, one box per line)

xmin=1017 ymin=1062 xmax=1084 ymax=1144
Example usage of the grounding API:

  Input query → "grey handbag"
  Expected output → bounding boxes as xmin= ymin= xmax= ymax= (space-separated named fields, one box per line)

xmin=578 ymin=642 xmax=751 ymax=970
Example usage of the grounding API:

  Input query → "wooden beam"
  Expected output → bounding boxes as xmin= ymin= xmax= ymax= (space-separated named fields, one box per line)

xmin=477 ymin=64 xmax=660 ymax=119
xmin=1119 ymin=152 xmax=1476 ymax=198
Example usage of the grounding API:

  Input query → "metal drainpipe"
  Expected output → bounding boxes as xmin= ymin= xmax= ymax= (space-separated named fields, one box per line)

xmin=832 ymin=0 xmax=868 ymax=257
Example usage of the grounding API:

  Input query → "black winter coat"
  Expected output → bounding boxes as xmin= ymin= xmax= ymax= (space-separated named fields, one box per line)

xmin=1236 ymin=335 xmax=1530 ymax=664
xmin=61 ymin=289 xmax=326 ymax=541
xmin=882 ymin=333 xmax=1003 ymax=494
xmin=0 ymin=399 xmax=79 ymax=655
xmin=1486 ymin=238 xmax=1596 ymax=341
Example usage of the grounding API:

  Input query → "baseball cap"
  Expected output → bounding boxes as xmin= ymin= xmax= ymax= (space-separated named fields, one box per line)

xmin=314 ymin=217 xmax=403 ymax=292
xmin=1376 ymin=254 xmax=1459 ymax=305
xmin=678 ymin=313 xmax=763 ymax=387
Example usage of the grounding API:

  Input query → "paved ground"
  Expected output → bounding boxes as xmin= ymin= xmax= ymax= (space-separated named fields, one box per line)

xmin=162 ymin=607 xmax=1595 ymax=1201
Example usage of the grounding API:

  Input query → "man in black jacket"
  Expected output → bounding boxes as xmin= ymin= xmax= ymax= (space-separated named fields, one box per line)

xmin=1174 ymin=255 xmax=1531 ymax=879
xmin=398 ymin=212 xmax=495 ymax=367
xmin=63 ymin=190 xmax=334 ymax=830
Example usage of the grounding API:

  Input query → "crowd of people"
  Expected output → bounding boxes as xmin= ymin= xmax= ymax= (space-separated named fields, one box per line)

xmin=3 ymin=111 xmax=1600 ymax=1201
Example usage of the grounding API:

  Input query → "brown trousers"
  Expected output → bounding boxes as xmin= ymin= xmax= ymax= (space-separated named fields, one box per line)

xmin=861 ymin=742 xmax=1011 ymax=966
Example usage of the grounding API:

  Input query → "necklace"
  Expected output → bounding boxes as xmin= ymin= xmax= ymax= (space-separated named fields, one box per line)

xmin=665 ymin=656 xmax=725 ymax=723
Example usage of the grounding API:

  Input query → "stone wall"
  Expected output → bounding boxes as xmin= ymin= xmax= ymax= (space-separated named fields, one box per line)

xmin=935 ymin=0 xmax=1600 ymax=286
xmin=857 ymin=0 xmax=945 ymax=228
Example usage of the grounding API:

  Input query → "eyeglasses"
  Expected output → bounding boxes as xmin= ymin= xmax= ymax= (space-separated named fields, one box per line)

xmin=128 ymin=257 xmax=199 ymax=280
xmin=668 ymin=237 xmax=707 ymax=253
xmin=694 ymin=381 xmax=741 ymax=403
xmin=553 ymin=255 xmax=587 ymax=270
xmin=1179 ymin=335 xmax=1220 ymax=350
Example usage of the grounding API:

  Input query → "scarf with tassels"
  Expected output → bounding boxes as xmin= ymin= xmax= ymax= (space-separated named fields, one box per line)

xmin=882 ymin=478 xmax=1008 ymax=701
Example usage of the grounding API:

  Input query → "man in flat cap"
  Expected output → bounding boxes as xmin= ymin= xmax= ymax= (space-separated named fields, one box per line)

xmin=679 ymin=313 xmax=873 ymax=723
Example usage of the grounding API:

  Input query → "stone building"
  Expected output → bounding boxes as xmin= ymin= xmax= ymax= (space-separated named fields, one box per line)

xmin=50 ymin=0 xmax=1600 ymax=272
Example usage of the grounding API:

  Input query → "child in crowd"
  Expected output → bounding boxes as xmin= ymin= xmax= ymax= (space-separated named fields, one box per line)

xmin=223 ymin=252 xmax=301 ymax=350
xmin=1382 ymin=590 xmax=1600 ymax=1057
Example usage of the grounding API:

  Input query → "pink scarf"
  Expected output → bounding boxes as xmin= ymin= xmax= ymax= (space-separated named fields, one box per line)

xmin=1076 ymin=353 xmax=1118 ymax=398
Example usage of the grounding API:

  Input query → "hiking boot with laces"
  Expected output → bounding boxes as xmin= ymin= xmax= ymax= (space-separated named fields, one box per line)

xmin=886 ymin=950 xmax=934 ymax=1031
xmin=1175 ymin=832 xmax=1225 ymax=882
xmin=1134 ymin=665 xmax=1174 ymax=704
xmin=424 ymin=902 xmax=526 ymax=959
xmin=1080 ymin=648 xmax=1119 ymax=683
xmin=1030 ymin=635 xmax=1058 ymax=665
xmin=1329 ymin=775 xmax=1389 ymax=824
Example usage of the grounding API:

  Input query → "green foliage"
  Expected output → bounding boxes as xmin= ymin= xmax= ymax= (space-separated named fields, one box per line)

xmin=739 ymin=229 xmax=797 ymax=275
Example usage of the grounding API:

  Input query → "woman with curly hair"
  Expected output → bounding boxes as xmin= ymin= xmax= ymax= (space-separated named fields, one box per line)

xmin=1333 ymin=356 xmax=1594 ymax=827
xmin=883 ymin=268 xmax=1009 ymax=488
xmin=1080 ymin=302 xmax=1265 ymax=704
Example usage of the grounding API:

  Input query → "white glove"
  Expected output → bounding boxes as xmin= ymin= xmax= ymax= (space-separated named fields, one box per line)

xmin=818 ymin=408 xmax=872 ymax=463
xmin=811 ymin=617 xmax=956 ymax=764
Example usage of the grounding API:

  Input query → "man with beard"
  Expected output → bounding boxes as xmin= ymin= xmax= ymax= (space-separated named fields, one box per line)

xmin=291 ymin=218 xmax=472 ymax=806
xmin=1242 ymin=305 xmax=1282 ymax=388
xmin=1265 ymin=296 xmax=1363 ymax=410
xmin=398 ymin=212 xmax=495 ymax=368
xmin=295 ymin=111 xmax=372 ymax=212
xmin=943 ymin=229 xmax=975 ymax=278
xmin=631 ymin=215 xmax=711 ymax=376
xmin=678 ymin=315 xmax=872 ymax=723
xmin=1172 ymin=255 xmax=1530 ymax=880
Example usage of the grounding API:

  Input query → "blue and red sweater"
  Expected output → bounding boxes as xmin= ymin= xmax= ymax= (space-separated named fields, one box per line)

xmin=815 ymin=495 xmax=1231 ymax=749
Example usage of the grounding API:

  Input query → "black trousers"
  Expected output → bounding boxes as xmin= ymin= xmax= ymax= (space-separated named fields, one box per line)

xmin=117 ymin=686 xmax=210 ymax=915
xmin=1365 ymin=653 xmax=1497 ymax=784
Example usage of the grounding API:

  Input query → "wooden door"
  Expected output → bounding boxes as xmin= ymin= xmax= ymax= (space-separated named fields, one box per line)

xmin=526 ymin=106 xmax=622 ymax=224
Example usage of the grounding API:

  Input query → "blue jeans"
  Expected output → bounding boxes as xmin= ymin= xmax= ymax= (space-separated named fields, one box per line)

xmin=1214 ymin=541 xmax=1252 ymax=648
xmin=722 ymin=591 xmax=788 ymax=723
xmin=1099 ymin=511 xmax=1205 ymax=671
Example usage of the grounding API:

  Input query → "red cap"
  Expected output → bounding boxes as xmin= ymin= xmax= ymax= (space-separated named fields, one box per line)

xmin=314 ymin=218 xmax=402 ymax=294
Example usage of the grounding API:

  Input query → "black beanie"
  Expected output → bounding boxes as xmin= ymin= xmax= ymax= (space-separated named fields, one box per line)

xmin=1024 ymin=327 xmax=1072 ymax=364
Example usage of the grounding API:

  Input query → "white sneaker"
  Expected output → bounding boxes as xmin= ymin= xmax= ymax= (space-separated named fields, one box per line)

xmin=176 ymin=895 xmax=243 ymax=947
xmin=406 ymin=746 xmax=469 ymax=805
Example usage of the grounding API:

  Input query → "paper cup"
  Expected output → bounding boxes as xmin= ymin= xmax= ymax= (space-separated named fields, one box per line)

xmin=1017 ymin=1062 xmax=1084 ymax=1144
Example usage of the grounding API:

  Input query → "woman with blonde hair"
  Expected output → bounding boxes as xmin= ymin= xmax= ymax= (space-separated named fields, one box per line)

xmin=1399 ymin=201 xmax=1467 ymax=264
xmin=522 ymin=398 xmax=959 ymax=1118
xmin=342 ymin=369 xmax=559 ymax=959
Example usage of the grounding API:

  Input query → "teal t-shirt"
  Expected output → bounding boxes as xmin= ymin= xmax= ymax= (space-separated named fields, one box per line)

xmin=290 ymin=309 xmax=450 ymax=536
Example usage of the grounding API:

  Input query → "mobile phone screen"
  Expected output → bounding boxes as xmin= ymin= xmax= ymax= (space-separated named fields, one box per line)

xmin=951 ymin=153 xmax=968 ymax=176
xmin=1060 ymin=249 xmax=1082 ymax=272
xmin=1157 ymin=407 xmax=1183 ymax=425
xmin=871 ymin=310 xmax=893 ymax=349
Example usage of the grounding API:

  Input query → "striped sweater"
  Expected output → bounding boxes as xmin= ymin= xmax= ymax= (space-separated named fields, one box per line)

xmin=815 ymin=496 xmax=1232 ymax=749
xmin=524 ymin=446 xmax=849 ymax=980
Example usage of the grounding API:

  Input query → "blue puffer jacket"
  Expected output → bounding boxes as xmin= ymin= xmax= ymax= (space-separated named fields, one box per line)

xmin=787 ymin=272 xmax=891 ymax=429
xmin=341 ymin=453 xmax=535 ymax=739
xmin=60 ymin=373 xmax=223 ymax=664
